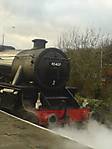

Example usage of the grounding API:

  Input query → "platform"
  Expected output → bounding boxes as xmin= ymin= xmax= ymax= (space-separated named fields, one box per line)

xmin=0 ymin=110 xmax=93 ymax=149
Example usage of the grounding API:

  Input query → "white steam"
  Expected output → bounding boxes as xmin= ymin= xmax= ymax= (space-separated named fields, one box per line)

xmin=53 ymin=120 xmax=112 ymax=149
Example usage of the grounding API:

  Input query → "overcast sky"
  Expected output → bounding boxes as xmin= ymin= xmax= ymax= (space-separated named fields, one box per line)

xmin=0 ymin=0 xmax=112 ymax=49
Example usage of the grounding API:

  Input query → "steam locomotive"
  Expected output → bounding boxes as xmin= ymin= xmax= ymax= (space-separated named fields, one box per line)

xmin=0 ymin=39 xmax=90 ymax=127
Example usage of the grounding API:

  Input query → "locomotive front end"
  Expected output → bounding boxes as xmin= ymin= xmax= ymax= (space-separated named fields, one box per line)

xmin=11 ymin=39 xmax=70 ymax=91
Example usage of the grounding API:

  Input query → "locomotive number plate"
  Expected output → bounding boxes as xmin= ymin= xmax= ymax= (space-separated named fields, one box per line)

xmin=50 ymin=62 xmax=61 ymax=67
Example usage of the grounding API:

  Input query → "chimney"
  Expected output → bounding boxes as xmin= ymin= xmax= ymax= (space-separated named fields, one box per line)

xmin=32 ymin=39 xmax=47 ymax=49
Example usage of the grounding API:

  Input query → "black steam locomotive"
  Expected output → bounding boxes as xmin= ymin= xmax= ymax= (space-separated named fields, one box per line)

xmin=0 ymin=39 xmax=89 ymax=126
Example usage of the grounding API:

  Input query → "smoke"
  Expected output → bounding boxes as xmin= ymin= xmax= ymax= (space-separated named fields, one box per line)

xmin=52 ymin=120 xmax=112 ymax=149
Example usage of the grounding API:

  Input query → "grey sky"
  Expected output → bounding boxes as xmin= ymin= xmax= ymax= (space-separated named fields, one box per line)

xmin=0 ymin=0 xmax=112 ymax=49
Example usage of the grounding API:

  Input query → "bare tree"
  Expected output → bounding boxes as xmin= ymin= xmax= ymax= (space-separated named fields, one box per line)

xmin=57 ymin=27 xmax=112 ymax=98
xmin=57 ymin=28 xmax=112 ymax=50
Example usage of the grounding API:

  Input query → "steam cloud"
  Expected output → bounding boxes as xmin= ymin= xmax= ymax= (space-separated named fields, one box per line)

xmin=53 ymin=120 xmax=112 ymax=149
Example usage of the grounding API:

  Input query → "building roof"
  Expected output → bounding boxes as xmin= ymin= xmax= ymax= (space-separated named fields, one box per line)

xmin=0 ymin=45 xmax=15 ymax=51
